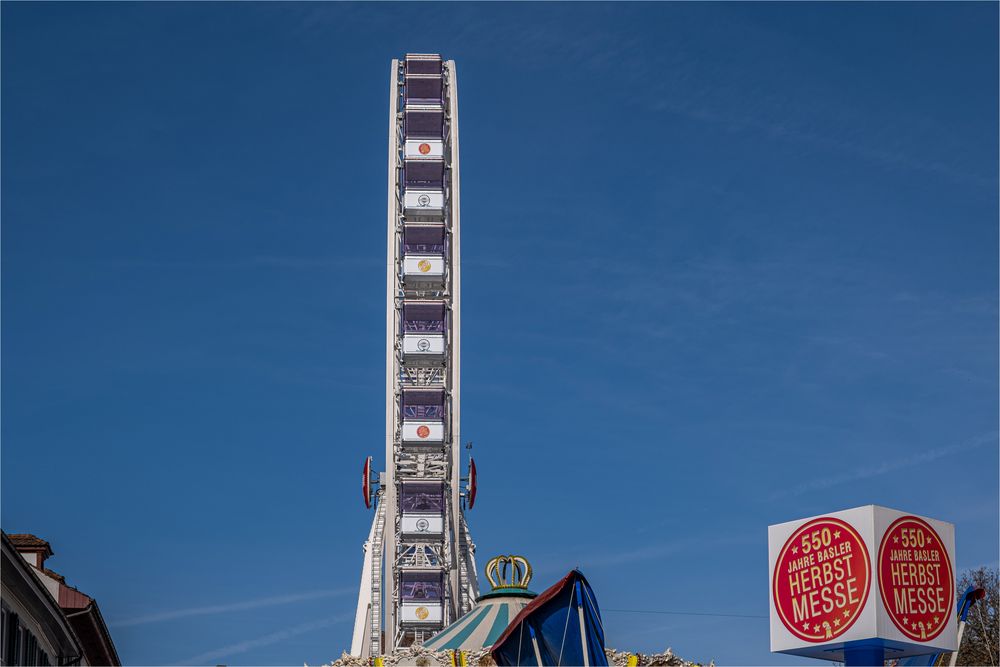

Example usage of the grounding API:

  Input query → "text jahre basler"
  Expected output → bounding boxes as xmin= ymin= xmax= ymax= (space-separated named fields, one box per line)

xmin=786 ymin=540 xmax=862 ymax=623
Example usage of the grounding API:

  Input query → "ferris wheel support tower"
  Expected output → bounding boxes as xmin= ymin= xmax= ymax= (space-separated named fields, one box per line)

xmin=351 ymin=55 xmax=478 ymax=659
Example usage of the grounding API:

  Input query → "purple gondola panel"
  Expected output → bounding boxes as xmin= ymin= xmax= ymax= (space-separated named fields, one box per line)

xmin=399 ymin=570 xmax=444 ymax=624
xmin=402 ymin=55 xmax=446 ymax=220
xmin=402 ymin=301 xmax=446 ymax=361
xmin=400 ymin=481 xmax=445 ymax=537
xmin=402 ymin=225 xmax=446 ymax=286
xmin=400 ymin=387 xmax=446 ymax=445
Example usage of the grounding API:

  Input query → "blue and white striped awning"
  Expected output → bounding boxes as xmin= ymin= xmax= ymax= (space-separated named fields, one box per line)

xmin=422 ymin=588 xmax=536 ymax=653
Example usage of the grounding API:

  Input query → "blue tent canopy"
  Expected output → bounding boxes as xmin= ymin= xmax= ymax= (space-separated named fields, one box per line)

xmin=491 ymin=569 xmax=608 ymax=667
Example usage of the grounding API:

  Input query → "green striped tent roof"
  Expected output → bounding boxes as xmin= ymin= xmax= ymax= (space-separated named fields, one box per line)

xmin=422 ymin=588 xmax=536 ymax=653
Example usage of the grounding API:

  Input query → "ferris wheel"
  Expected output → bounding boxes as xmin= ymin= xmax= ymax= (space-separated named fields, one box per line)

xmin=350 ymin=54 xmax=479 ymax=659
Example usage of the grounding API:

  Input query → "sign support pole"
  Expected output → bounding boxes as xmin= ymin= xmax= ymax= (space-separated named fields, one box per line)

xmin=948 ymin=586 xmax=987 ymax=667
xmin=843 ymin=643 xmax=884 ymax=666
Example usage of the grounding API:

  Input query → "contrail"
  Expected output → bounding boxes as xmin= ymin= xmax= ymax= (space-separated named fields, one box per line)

xmin=111 ymin=588 xmax=354 ymax=627
xmin=770 ymin=432 xmax=998 ymax=500
xmin=178 ymin=612 xmax=354 ymax=666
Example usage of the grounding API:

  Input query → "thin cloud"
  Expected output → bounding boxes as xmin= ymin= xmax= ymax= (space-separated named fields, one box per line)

xmin=111 ymin=588 xmax=353 ymax=627
xmin=178 ymin=612 xmax=354 ymax=666
xmin=581 ymin=533 xmax=757 ymax=569
xmin=103 ymin=255 xmax=381 ymax=270
xmin=648 ymin=94 xmax=995 ymax=190
xmin=531 ymin=532 xmax=758 ymax=576
xmin=769 ymin=432 xmax=998 ymax=500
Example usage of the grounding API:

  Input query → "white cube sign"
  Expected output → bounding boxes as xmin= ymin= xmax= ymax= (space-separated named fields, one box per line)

xmin=769 ymin=505 xmax=955 ymax=662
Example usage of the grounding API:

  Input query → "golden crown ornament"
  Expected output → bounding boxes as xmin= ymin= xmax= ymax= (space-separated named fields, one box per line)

xmin=484 ymin=555 xmax=533 ymax=590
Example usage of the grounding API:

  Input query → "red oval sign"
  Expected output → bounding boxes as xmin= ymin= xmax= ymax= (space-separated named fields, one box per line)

xmin=773 ymin=517 xmax=871 ymax=642
xmin=419 ymin=143 xmax=431 ymax=155
xmin=878 ymin=516 xmax=953 ymax=642
xmin=362 ymin=456 xmax=371 ymax=509
xmin=416 ymin=425 xmax=430 ymax=439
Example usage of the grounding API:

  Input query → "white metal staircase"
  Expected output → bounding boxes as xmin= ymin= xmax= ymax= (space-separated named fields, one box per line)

xmin=369 ymin=500 xmax=386 ymax=657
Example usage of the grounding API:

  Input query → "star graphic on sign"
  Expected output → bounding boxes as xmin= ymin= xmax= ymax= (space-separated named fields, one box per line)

xmin=912 ymin=622 xmax=918 ymax=630
xmin=934 ymin=616 xmax=940 ymax=624
xmin=894 ymin=536 xmax=899 ymax=543
xmin=802 ymin=622 xmax=810 ymax=631
xmin=791 ymin=546 xmax=798 ymax=554
xmin=927 ymin=537 xmax=934 ymax=544
xmin=843 ymin=610 xmax=851 ymax=618
xmin=903 ymin=617 xmax=909 ymax=625
xmin=834 ymin=530 xmax=841 ymax=539
xmin=833 ymin=618 xmax=841 ymax=627
xmin=813 ymin=624 xmax=820 ymax=633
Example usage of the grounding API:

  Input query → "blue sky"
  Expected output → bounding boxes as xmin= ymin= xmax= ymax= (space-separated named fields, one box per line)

xmin=2 ymin=3 xmax=997 ymax=665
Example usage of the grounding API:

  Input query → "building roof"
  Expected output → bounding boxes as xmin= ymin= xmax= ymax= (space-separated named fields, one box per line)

xmin=8 ymin=533 xmax=54 ymax=557
xmin=1 ymin=532 xmax=83 ymax=663
xmin=42 ymin=568 xmax=66 ymax=584
xmin=67 ymin=602 xmax=121 ymax=667
xmin=4 ymin=531 xmax=121 ymax=666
